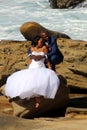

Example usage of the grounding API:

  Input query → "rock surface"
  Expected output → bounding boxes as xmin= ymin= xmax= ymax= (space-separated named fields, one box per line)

xmin=0 ymin=96 xmax=13 ymax=115
xmin=0 ymin=36 xmax=87 ymax=128
xmin=12 ymin=75 xmax=69 ymax=118
xmin=0 ymin=39 xmax=87 ymax=90
xmin=0 ymin=39 xmax=69 ymax=118
xmin=20 ymin=21 xmax=70 ymax=41
xmin=0 ymin=115 xmax=87 ymax=130
xmin=57 ymin=38 xmax=87 ymax=90
xmin=49 ymin=0 xmax=87 ymax=8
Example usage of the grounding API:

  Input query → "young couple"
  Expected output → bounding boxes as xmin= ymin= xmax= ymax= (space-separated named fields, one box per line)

xmin=5 ymin=34 xmax=60 ymax=108
xmin=28 ymin=32 xmax=64 ymax=71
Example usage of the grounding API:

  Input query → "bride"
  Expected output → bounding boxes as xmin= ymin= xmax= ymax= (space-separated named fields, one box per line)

xmin=5 ymin=36 xmax=60 ymax=108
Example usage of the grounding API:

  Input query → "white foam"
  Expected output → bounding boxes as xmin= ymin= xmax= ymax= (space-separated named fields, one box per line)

xmin=0 ymin=0 xmax=87 ymax=41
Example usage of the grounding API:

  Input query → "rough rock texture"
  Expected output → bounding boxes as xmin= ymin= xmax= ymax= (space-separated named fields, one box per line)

xmin=12 ymin=75 xmax=69 ymax=118
xmin=57 ymin=38 xmax=87 ymax=90
xmin=0 ymin=75 xmax=69 ymax=119
xmin=0 ymin=37 xmax=87 ymax=129
xmin=0 ymin=40 xmax=69 ymax=118
xmin=0 ymin=115 xmax=87 ymax=130
xmin=0 ymin=40 xmax=31 ymax=87
xmin=20 ymin=21 xmax=70 ymax=41
xmin=0 ymin=38 xmax=87 ymax=90
xmin=0 ymin=96 xmax=13 ymax=115
xmin=49 ymin=0 xmax=86 ymax=8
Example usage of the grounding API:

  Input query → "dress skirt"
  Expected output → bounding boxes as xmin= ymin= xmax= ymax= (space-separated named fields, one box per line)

xmin=5 ymin=55 xmax=60 ymax=100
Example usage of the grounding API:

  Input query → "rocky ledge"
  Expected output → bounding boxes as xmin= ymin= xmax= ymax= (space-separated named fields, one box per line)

xmin=0 ymin=38 xmax=87 ymax=117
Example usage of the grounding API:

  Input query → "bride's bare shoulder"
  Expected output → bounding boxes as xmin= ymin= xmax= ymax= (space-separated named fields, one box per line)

xmin=42 ymin=45 xmax=48 ymax=54
xmin=31 ymin=47 xmax=35 ymax=52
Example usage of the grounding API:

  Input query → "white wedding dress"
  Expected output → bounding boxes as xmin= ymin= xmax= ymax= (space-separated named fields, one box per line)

xmin=5 ymin=51 xmax=60 ymax=99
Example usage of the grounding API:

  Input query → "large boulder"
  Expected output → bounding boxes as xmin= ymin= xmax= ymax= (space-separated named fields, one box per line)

xmin=0 ymin=40 xmax=69 ymax=119
xmin=49 ymin=0 xmax=86 ymax=8
xmin=0 ymin=76 xmax=69 ymax=118
xmin=0 ymin=39 xmax=87 ymax=90
xmin=57 ymin=38 xmax=87 ymax=90
xmin=9 ymin=75 xmax=69 ymax=118
xmin=0 ymin=38 xmax=87 ymax=119
xmin=20 ymin=21 xmax=70 ymax=41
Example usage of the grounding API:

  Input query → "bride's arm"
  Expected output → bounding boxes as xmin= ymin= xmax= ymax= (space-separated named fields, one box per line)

xmin=29 ymin=47 xmax=46 ymax=61
xmin=28 ymin=47 xmax=40 ymax=60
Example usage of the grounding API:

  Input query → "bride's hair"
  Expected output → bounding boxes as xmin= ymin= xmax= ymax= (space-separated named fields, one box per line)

xmin=32 ymin=36 xmax=42 ymax=47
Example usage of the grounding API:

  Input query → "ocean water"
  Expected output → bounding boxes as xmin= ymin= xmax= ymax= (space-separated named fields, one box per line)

xmin=0 ymin=0 xmax=87 ymax=41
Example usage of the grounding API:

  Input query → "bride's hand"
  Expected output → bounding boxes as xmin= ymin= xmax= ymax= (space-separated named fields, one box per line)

xmin=35 ymin=55 xmax=45 ymax=61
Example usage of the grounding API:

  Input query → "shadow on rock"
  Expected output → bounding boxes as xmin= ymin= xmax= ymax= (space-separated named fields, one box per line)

xmin=12 ymin=75 xmax=69 ymax=119
xmin=69 ymin=97 xmax=87 ymax=108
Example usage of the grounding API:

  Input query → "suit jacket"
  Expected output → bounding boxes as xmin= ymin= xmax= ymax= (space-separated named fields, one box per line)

xmin=47 ymin=36 xmax=60 ymax=58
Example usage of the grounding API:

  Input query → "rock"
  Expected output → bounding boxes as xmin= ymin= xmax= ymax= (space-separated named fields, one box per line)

xmin=0 ymin=96 xmax=13 ymax=115
xmin=0 ymin=40 xmax=31 ymax=87
xmin=49 ymin=0 xmax=58 ymax=8
xmin=0 ymin=38 xmax=87 ymax=90
xmin=0 ymin=38 xmax=87 ymax=119
xmin=0 ymin=75 xmax=69 ymax=118
xmin=10 ymin=75 xmax=69 ymax=118
xmin=49 ymin=0 xmax=86 ymax=8
xmin=0 ymin=115 xmax=87 ymax=130
xmin=65 ymin=107 xmax=87 ymax=118
xmin=20 ymin=21 xmax=70 ymax=41
xmin=56 ymin=38 xmax=87 ymax=90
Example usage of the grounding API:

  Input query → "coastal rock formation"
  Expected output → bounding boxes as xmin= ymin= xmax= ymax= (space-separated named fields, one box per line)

xmin=0 ymin=37 xmax=87 ymax=119
xmin=20 ymin=21 xmax=70 ymax=41
xmin=0 ymin=40 xmax=69 ymax=118
xmin=49 ymin=0 xmax=87 ymax=8
xmin=0 ymin=96 xmax=13 ymax=115
xmin=11 ymin=75 xmax=69 ymax=118
xmin=0 ymin=39 xmax=87 ymax=90
xmin=0 ymin=38 xmax=87 ymax=130
xmin=57 ymin=38 xmax=87 ymax=90
xmin=0 ymin=115 xmax=87 ymax=130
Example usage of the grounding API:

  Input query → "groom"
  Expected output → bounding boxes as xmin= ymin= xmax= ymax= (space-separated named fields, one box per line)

xmin=40 ymin=32 xmax=64 ymax=71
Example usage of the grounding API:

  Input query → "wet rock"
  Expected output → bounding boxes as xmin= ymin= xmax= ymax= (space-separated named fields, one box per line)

xmin=49 ymin=0 xmax=86 ymax=8
xmin=20 ymin=21 xmax=70 ymax=41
